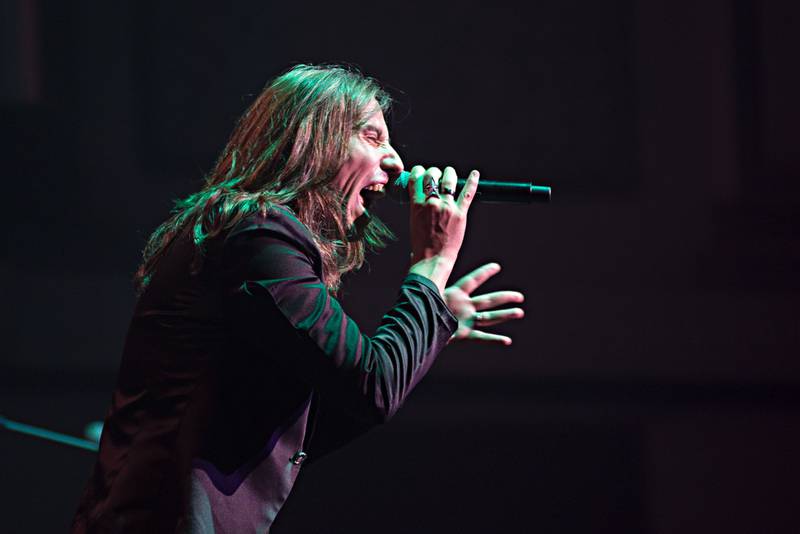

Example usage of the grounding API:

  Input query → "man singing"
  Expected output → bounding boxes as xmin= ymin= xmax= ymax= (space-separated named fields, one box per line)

xmin=71 ymin=64 xmax=525 ymax=533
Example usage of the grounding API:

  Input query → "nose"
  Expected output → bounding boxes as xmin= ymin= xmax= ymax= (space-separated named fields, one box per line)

xmin=380 ymin=143 xmax=404 ymax=178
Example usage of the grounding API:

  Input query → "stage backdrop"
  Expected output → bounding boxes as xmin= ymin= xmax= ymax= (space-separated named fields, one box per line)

xmin=2 ymin=1 xmax=798 ymax=533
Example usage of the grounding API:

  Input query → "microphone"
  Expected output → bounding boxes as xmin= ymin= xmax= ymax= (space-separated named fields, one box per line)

xmin=387 ymin=171 xmax=551 ymax=203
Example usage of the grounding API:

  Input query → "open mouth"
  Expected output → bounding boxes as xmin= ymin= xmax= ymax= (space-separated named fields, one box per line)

xmin=359 ymin=183 xmax=386 ymax=208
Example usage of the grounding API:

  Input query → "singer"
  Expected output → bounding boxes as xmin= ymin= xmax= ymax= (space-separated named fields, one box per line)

xmin=70 ymin=64 xmax=525 ymax=533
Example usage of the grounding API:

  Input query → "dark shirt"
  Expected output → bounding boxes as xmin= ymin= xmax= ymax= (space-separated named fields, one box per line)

xmin=71 ymin=205 xmax=457 ymax=533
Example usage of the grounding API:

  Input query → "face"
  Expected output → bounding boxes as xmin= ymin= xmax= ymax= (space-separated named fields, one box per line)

xmin=332 ymin=102 xmax=404 ymax=225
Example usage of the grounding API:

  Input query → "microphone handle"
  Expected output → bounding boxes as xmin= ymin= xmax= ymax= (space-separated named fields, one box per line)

xmin=390 ymin=171 xmax=551 ymax=203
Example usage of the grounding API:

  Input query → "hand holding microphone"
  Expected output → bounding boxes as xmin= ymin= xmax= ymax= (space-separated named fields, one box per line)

xmin=404 ymin=165 xmax=529 ymax=345
xmin=389 ymin=169 xmax=551 ymax=203
xmin=406 ymin=166 xmax=479 ymax=295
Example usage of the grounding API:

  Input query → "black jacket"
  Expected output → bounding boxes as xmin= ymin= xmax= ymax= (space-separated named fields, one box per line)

xmin=71 ymin=205 xmax=457 ymax=533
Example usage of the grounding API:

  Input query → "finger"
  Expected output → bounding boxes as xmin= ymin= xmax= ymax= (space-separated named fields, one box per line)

xmin=408 ymin=165 xmax=427 ymax=204
xmin=453 ymin=262 xmax=501 ymax=294
xmin=467 ymin=330 xmax=513 ymax=345
xmin=456 ymin=169 xmax=480 ymax=210
xmin=422 ymin=167 xmax=442 ymax=201
xmin=472 ymin=291 xmax=525 ymax=311
xmin=439 ymin=166 xmax=457 ymax=199
xmin=474 ymin=308 xmax=525 ymax=327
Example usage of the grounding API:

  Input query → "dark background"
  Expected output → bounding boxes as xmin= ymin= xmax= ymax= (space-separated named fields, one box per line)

xmin=2 ymin=1 xmax=799 ymax=532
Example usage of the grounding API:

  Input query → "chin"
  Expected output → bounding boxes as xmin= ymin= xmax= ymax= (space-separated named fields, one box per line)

xmin=349 ymin=198 xmax=366 ymax=223
xmin=351 ymin=207 xmax=365 ymax=222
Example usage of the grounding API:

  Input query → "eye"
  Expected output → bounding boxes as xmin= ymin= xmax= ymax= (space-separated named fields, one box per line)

xmin=364 ymin=132 xmax=383 ymax=146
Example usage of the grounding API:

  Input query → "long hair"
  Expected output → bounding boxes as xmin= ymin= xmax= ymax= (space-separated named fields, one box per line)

xmin=134 ymin=64 xmax=395 ymax=294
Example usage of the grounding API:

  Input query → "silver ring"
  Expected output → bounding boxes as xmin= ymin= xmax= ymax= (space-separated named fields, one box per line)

xmin=423 ymin=180 xmax=440 ymax=198
xmin=440 ymin=186 xmax=455 ymax=196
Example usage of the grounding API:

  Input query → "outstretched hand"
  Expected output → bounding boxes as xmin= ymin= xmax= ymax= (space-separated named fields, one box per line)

xmin=444 ymin=263 xmax=525 ymax=345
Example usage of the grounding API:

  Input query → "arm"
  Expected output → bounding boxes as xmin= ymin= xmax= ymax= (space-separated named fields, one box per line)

xmin=225 ymin=164 xmax=481 ymax=424
xmin=224 ymin=209 xmax=457 ymax=424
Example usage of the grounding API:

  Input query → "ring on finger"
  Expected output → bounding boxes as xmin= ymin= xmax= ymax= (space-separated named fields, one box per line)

xmin=440 ymin=186 xmax=456 ymax=196
xmin=423 ymin=180 xmax=440 ymax=199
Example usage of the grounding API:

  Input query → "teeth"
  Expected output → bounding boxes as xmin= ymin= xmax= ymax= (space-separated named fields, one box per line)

xmin=363 ymin=184 xmax=385 ymax=192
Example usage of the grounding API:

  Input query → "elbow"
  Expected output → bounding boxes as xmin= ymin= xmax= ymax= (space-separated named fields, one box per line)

xmin=374 ymin=366 xmax=410 ymax=424
xmin=370 ymin=398 xmax=397 ymax=425
xmin=381 ymin=405 xmax=401 ymax=424
xmin=369 ymin=386 xmax=401 ymax=425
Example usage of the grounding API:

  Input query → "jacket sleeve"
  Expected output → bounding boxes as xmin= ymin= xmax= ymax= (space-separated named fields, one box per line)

xmin=222 ymin=209 xmax=458 ymax=424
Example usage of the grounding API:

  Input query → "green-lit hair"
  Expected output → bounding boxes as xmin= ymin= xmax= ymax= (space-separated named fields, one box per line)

xmin=134 ymin=64 xmax=394 ymax=294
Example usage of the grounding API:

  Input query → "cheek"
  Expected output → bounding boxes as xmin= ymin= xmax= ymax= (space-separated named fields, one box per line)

xmin=333 ymin=161 xmax=354 ymax=189
xmin=350 ymin=144 xmax=374 ymax=166
xmin=335 ymin=138 xmax=379 ymax=194
xmin=344 ymin=153 xmax=373 ymax=186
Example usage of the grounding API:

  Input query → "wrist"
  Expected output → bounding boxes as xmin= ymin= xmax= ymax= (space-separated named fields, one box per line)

xmin=408 ymin=255 xmax=454 ymax=296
